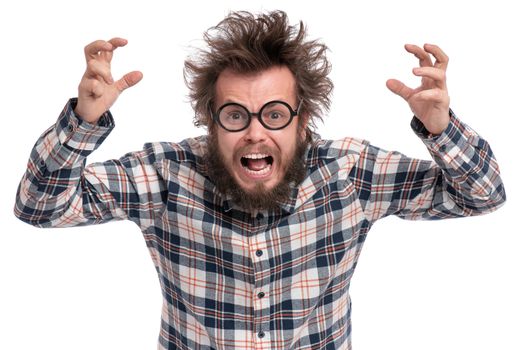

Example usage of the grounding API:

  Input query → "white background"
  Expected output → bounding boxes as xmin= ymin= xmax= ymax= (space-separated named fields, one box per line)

xmin=1 ymin=0 xmax=522 ymax=349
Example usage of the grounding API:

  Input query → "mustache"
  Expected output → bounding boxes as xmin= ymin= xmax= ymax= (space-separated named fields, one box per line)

xmin=234 ymin=144 xmax=279 ymax=160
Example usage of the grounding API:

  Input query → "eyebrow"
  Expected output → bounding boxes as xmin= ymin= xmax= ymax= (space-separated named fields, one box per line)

xmin=222 ymin=99 xmax=242 ymax=105
xmin=218 ymin=99 xmax=292 ymax=109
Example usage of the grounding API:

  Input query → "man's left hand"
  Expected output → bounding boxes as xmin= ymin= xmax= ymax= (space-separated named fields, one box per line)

xmin=386 ymin=43 xmax=451 ymax=136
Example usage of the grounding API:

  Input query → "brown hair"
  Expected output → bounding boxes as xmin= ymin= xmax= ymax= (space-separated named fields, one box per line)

xmin=184 ymin=10 xmax=333 ymax=131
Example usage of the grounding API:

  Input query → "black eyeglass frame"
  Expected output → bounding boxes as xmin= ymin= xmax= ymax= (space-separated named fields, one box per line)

xmin=212 ymin=99 xmax=303 ymax=132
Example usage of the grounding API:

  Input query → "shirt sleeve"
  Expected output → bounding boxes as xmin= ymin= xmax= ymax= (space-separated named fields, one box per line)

xmin=358 ymin=110 xmax=506 ymax=222
xmin=13 ymin=98 xmax=166 ymax=230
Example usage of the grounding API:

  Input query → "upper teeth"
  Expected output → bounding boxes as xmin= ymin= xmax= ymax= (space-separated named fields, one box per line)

xmin=243 ymin=153 xmax=269 ymax=159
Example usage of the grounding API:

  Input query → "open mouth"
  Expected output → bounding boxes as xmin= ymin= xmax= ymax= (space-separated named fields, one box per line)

xmin=240 ymin=153 xmax=274 ymax=176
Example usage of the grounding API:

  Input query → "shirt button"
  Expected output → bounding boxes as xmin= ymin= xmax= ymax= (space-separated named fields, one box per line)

xmin=67 ymin=125 xmax=74 ymax=132
xmin=255 ymin=250 xmax=263 ymax=257
xmin=439 ymin=144 xmax=447 ymax=152
xmin=257 ymin=292 xmax=265 ymax=299
xmin=258 ymin=331 xmax=265 ymax=338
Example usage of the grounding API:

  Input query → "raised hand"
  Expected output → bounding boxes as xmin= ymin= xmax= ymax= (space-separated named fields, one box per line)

xmin=74 ymin=38 xmax=143 ymax=123
xmin=386 ymin=44 xmax=451 ymax=135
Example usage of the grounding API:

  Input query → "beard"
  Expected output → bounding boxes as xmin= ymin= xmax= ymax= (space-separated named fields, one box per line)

xmin=204 ymin=131 xmax=309 ymax=211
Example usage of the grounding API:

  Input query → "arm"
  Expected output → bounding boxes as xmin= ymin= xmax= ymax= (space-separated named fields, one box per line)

xmin=13 ymin=38 xmax=163 ymax=229
xmin=359 ymin=110 xmax=505 ymax=222
xmin=14 ymin=99 xmax=166 ymax=229
xmin=359 ymin=44 xmax=505 ymax=221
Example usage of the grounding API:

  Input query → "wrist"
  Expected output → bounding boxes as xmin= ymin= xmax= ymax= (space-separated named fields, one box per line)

xmin=421 ymin=115 xmax=450 ymax=136
xmin=74 ymin=101 xmax=102 ymax=125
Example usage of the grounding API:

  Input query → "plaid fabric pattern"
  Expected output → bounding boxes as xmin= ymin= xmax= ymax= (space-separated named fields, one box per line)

xmin=14 ymin=99 xmax=506 ymax=349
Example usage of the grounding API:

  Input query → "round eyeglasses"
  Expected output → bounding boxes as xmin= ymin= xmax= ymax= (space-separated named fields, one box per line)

xmin=213 ymin=100 xmax=303 ymax=132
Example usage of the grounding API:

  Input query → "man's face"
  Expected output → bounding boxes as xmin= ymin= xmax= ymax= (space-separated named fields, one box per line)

xmin=212 ymin=66 xmax=306 ymax=197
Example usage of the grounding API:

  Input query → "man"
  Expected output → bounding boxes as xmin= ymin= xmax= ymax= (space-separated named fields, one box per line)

xmin=14 ymin=10 xmax=505 ymax=350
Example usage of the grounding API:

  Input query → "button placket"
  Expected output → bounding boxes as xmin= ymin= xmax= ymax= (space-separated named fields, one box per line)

xmin=250 ymin=222 xmax=271 ymax=350
xmin=254 ymin=328 xmax=271 ymax=349
xmin=254 ymin=286 xmax=270 ymax=313
xmin=251 ymin=232 xmax=268 ymax=263
xmin=251 ymin=213 xmax=268 ymax=264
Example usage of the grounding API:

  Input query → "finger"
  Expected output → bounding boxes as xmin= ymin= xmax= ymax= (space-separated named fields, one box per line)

xmin=423 ymin=43 xmax=449 ymax=70
xmin=412 ymin=88 xmax=449 ymax=104
xmin=86 ymin=59 xmax=113 ymax=84
xmin=386 ymin=79 xmax=413 ymax=101
xmin=107 ymin=37 xmax=128 ymax=48
xmin=103 ymin=37 xmax=128 ymax=61
xmin=114 ymin=71 xmax=143 ymax=92
xmin=413 ymin=67 xmax=446 ymax=89
xmin=84 ymin=40 xmax=114 ymax=61
xmin=405 ymin=44 xmax=432 ymax=67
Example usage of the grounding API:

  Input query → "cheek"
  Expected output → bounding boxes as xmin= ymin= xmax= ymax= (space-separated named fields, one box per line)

xmin=277 ymin=132 xmax=299 ymax=162
xmin=283 ymin=144 xmax=297 ymax=163
xmin=216 ymin=133 xmax=238 ymax=164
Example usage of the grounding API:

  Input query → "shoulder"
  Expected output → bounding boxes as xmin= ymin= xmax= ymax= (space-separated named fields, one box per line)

xmin=110 ymin=136 xmax=207 ymax=176
xmin=309 ymin=135 xmax=369 ymax=163
xmin=141 ymin=135 xmax=207 ymax=165
xmin=303 ymin=134 xmax=370 ymax=181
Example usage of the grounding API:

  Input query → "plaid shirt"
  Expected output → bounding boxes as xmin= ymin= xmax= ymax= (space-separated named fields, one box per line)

xmin=14 ymin=99 xmax=505 ymax=349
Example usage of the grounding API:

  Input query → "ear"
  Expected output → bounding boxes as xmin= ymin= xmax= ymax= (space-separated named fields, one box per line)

xmin=207 ymin=118 xmax=218 ymax=138
xmin=298 ymin=112 xmax=311 ymax=141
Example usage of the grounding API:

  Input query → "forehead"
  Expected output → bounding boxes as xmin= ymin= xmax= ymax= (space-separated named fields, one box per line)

xmin=215 ymin=66 xmax=297 ymax=108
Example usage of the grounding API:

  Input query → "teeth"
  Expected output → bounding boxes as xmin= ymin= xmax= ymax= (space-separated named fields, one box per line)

xmin=243 ymin=164 xmax=272 ymax=175
xmin=243 ymin=153 xmax=269 ymax=159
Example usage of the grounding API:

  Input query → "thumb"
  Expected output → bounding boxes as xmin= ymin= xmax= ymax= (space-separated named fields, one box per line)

xmin=386 ymin=79 xmax=412 ymax=101
xmin=115 ymin=71 xmax=143 ymax=93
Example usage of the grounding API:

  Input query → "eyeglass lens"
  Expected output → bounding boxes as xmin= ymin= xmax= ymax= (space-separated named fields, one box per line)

xmin=219 ymin=102 xmax=293 ymax=130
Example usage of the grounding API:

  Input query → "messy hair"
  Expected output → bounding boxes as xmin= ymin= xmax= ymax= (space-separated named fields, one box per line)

xmin=184 ymin=10 xmax=333 ymax=131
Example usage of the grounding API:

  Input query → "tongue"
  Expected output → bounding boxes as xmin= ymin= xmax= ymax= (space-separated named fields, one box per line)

xmin=246 ymin=158 xmax=268 ymax=171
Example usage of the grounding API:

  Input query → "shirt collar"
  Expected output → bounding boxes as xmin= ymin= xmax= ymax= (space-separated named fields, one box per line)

xmin=219 ymin=184 xmax=298 ymax=216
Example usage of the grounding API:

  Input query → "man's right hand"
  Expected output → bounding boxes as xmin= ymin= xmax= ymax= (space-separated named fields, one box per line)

xmin=74 ymin=38 xmax=143 ymax=124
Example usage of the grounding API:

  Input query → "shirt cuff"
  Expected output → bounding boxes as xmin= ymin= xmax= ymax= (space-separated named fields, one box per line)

xmin=410 ymin=109 xmax=488 ymax=182
xmin=411 ymin=109 xmax=473 ymax=158
xmin=35 ymin=99 xmax=115 ymax=173
xmin=55 ymin=98 xmax=115 ymax=156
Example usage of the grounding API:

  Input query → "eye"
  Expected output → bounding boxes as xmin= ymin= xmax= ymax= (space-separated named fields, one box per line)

xmin=228 ymin=112 xmax=243 ymax=120
xmin=220 ymin=106 xmax=248 ymax=125
xmin=269 ymin=111 xmax=284 ymax=120
xmin=262 ymin=104 xmax=290 ymax=127
xmin=263 ymin=108 xmax=286 ymax=121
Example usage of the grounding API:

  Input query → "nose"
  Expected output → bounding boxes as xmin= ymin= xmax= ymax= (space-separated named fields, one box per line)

xmin=243 ymin=116 xmax=267 ymax=143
